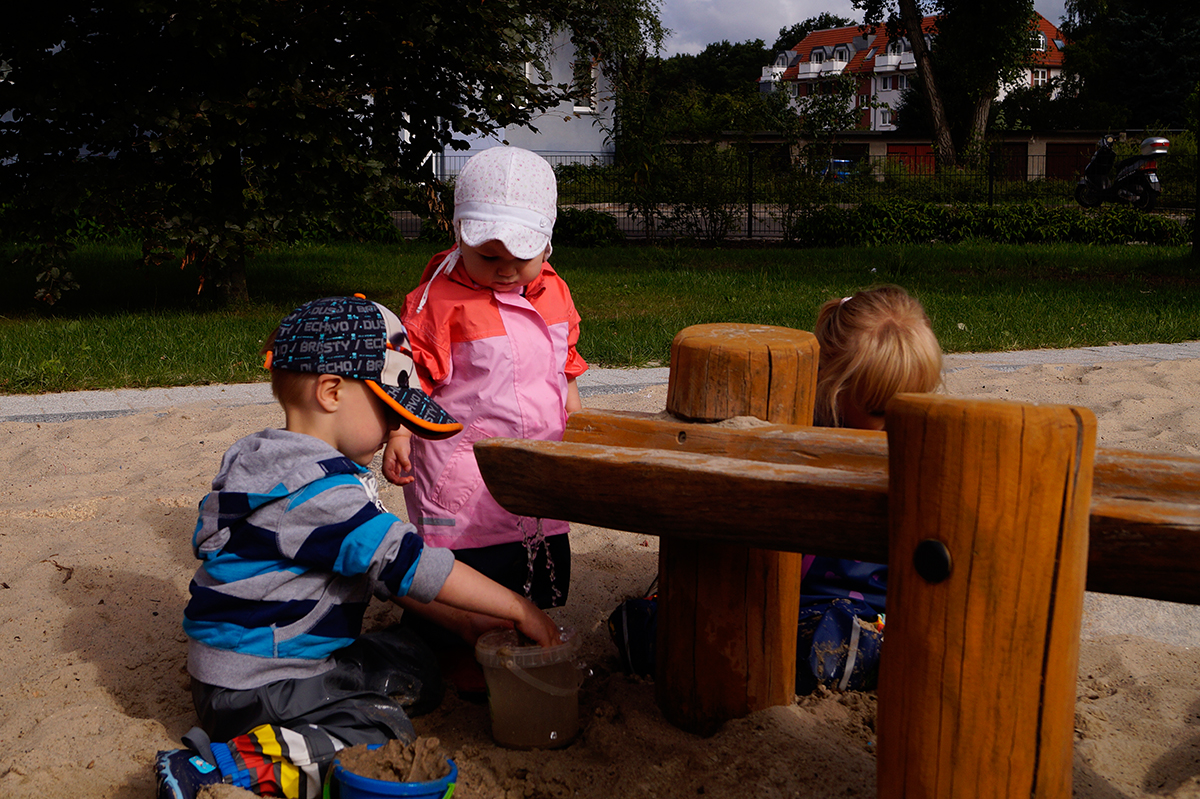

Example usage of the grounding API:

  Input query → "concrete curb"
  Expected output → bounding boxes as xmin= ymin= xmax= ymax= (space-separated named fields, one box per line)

xmin=4 ymin=343 xmax=1200 ymax=424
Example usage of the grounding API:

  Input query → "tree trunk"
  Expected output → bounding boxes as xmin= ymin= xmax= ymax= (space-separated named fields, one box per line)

xmin=206 ymin=145 xmax=251 ymax=308
xmin=963 ymin=94 xmax=992 ymax=165
xmin=897 ymin=0 xmax=957 ymax=170
xmin=221 ymin=256 xmax=250 ymax=307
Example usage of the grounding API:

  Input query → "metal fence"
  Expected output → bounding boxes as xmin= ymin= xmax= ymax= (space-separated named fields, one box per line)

xmin=393 ymin=146 xmax=1197 ymax=241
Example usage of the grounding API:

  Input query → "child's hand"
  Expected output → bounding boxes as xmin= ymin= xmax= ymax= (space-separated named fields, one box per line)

xmin=514 ymin=597 xmax=562 ymax=648
xmin=382 ymin=429 xmax=414 ymax=486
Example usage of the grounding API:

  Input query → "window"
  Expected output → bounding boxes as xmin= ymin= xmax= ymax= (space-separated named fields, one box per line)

xmin=887 ymin=41 xmax=904 ymax=56
xmin=1034 ymin=31 xmax=1047 ymax=51
xmin=833 ymin=47 xmax=849 ymax=62
xmin=1032 ymin=68 xmax=1048 ymax=87
xmin=859 ymin=93 xmax=871 ymax=109
xmin=572 ymin=58 xmax=599 ymax=113
xmin=811 ymin=50 xmax=825 ymax=64
xmin=898 ymin=75 xmax=909 ymax=91
xmin=880 ymin=108 xmax=892 ymax=126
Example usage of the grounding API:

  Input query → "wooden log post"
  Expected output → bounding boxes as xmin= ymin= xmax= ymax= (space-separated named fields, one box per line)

xmin=877 ymin=395 xmax=1096 ymax=799
xmin=655 ymin=323 xmax=818 ymax=734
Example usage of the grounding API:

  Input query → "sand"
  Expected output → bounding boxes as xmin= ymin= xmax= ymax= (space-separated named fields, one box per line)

xmin=1 ymin=356 xmax=1199 ymax=798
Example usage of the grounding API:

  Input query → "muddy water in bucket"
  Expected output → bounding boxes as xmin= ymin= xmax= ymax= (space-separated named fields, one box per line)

xmin=475 ymin=626 xmax=583 ymax=749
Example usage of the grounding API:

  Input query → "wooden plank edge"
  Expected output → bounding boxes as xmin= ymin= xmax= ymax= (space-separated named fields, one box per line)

xmin=565 ymin=409 xmax=1200 ymax=505
xmin=476 ymin=438 xmax=1200 ymax=606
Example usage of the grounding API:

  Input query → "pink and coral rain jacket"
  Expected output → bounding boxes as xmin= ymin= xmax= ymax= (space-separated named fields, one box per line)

xmin=400 ymin=249 xmax=587 ymax=550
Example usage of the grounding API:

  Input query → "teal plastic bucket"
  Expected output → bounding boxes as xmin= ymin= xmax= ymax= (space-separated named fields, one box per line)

xmin=331 ymin=754 xmax=456 ymax=799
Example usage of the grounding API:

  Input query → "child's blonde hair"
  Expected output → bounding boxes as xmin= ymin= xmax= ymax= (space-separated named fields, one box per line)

xmin=813 ymin=285 xmax=943 ymax=428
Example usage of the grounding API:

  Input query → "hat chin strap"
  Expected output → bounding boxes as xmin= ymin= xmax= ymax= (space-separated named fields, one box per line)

xmin=415 ymin=246 xmax=461 ymax=313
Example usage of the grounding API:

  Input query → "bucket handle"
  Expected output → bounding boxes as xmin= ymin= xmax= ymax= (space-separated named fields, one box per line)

xmin=501 ymin=656 xmax=584 ymax=698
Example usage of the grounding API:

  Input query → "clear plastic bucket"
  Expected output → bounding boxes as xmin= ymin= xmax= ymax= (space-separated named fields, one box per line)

xmin=474 ymin=626 xmax=584 ymax=749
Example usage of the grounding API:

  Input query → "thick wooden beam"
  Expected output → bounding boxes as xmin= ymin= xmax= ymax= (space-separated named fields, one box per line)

xmin=1087 ymin=498 xmax=1200 ymax=604
xmin=565 ymin=409 xmax=887 ymax=474
xmin=474 ymin=436 xmax=1200 ymax=606
xmin=877 ymin=395 xmax=1094 ymax=799
xmin=665 ymin=323 xmax=818 ymax=425
xmin=476 ymin=439 xmax=886 ymax=556
xmin=655 ymin=324 xmax=817 ymax=734
xmin=566 ymin=408 xmax=1200 ymax=505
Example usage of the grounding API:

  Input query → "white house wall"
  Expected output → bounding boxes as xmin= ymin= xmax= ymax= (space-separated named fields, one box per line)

xmin=438 ymin=29 xmax=614 ymax=178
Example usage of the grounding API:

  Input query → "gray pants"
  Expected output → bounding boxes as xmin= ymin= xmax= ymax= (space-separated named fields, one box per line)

xmin=192 ymin=625 xmax=443 ymax=746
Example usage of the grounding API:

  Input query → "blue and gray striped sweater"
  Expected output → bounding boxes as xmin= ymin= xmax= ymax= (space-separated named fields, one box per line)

xmin=184 ymin=428 xmax=455 ymax=690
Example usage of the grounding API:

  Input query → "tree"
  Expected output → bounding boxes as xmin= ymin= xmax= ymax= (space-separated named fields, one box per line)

xmin=929 ymin=0 xmax=1037 ymax=160
xmin=1059 ymin=0 xmax=1200 ymax=130
xmin=574 ymin=0 xmax=667 ymax=235
xmin=648 ymin=39 xmax=772 ymax=100
xmin=855 ymin=0 xmax=1038 ymax=168
xmin=855 ymin=0 xmax=956 ymax=167
xmin=772 ymin=13 xmax=857 ymax=53
xmin=0 ymin=0 xmax=658 ymax=305
xmin=789 ymin=72 xmax=870 ymax=165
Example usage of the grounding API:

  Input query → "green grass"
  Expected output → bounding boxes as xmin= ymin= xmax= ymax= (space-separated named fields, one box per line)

xmin=1 ymin=239 xmax=1197 ymax=394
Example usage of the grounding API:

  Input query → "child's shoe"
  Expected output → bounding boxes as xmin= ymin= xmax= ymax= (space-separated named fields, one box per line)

xmin=155 ymin=748 xmax=222 ymax=799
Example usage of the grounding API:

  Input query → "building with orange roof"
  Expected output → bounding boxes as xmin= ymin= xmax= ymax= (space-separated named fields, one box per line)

xmin=759 ymin=14 xmax=1066 ymax=133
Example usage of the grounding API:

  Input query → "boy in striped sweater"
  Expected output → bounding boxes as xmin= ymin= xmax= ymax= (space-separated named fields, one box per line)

xmin=156 ymin=295 xmax=560 ymax=799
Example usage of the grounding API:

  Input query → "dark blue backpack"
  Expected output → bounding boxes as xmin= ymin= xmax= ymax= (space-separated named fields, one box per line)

xmin=607 ymin=583 xmax=658 ymax=677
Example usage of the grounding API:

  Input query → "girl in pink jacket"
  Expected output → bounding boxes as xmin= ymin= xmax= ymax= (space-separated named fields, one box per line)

xmin=383 ymin=147 xmax=586 ymax=619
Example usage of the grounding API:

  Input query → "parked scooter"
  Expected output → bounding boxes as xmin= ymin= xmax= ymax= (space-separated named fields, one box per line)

xmin=1075 ymin=134 xmax=1169 ymax=211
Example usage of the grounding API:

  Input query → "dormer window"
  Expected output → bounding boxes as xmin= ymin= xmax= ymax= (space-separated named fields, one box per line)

xmin=776 ymin=53 xmax=789 ymax=68
xmin=887 ymin=40 xmax=903 ymax=56
xmin=1034 ymin=31 xmax=1047 ymax=51
xmin=811 ymin=50 xmax=825 ymax=63
xmin=833 ymin=46 xmax=849 ymax=62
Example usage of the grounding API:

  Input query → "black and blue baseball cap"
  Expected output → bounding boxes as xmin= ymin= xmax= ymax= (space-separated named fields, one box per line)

xmin=267 ymin=295 xmax=463 ymax=440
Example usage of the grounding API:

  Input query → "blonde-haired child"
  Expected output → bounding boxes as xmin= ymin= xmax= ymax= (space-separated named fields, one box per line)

xmin=798 ymin=284 xmax=943 ymax=693
xmin=813 ymin=284 xmax=943 ymax=430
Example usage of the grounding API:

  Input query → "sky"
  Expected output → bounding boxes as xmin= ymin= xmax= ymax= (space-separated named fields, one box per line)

xmin=659 ymin=0 xmax=1069 ymax=56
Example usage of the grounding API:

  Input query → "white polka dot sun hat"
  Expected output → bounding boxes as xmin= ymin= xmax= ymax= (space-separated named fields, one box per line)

xmin=453 ymin=146 xmax=557 ymax=260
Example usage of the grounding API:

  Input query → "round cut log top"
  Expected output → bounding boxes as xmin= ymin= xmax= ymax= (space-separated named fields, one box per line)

xmin=666 ymin=323 xmax=819 ymax=426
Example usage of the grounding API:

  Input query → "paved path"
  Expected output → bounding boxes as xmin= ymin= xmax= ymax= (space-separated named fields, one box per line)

xmin=0 ymin=366 xmax=678 ymax=424
xmin=5 ymin=341 xmax=1200 ymax=425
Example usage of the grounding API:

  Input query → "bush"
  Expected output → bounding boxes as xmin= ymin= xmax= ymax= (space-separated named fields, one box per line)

xmin=786 ymin=204 xmax=857 ymax=247
xmin=556 ymin=208 xmax=624 ymax=247
xmin=660 ymin=145 xmax=744 ymax=242
xmin=784 ymin=200 xmax=1193 ymax=248
xmin=554 ymin=162 xmax=621 ymax=205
